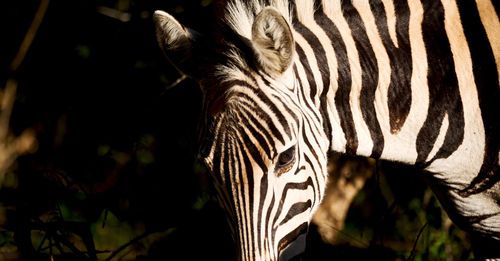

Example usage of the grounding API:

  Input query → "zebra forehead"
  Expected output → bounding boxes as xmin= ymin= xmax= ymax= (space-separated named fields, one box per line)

xmin=200 ymin=0 xmax=300 ymax=116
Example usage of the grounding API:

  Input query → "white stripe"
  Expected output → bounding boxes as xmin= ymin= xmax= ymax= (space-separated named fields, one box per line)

xmin=352 ymin=0 xmax=392 ymax=157
xmin=317 ymin=2 xmax=348 ymax=153
xmin=296 ymin=2 xmax=340 ymax=154
xmin=426 ymin=113 xmax=449 ymax=162
xmin=382 ymin=0 xmax=428 ymax=164
xmin=328 ymin=0 xmax=374 ymax=157
xmin=291 ymin=52 xmax=327 ymax=149
xmin=427 ymin=0 xmax=485 ymax=186
xmin=381 ymin=0 xmax=399 ymax=47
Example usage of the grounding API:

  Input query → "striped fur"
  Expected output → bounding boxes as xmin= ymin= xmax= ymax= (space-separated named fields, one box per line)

xmin=154 ymin=0 xmax=500 ymax=260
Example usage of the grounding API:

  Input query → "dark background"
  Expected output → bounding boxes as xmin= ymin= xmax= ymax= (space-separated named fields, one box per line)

xmin=0 ymin=0 xmax=473 ymax=260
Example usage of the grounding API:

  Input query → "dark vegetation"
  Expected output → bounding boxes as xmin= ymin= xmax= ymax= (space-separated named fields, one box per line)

xmin=1 ymin=0 xmax=472 ymax=260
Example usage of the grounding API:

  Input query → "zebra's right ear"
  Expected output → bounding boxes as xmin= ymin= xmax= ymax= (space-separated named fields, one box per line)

xmin=251 ymin=7 xmax=295 ymax=76
xmin=153 ymin=10 xmax=199 ymax=77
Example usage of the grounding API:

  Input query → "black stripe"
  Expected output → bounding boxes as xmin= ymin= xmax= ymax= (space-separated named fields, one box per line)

xmin=303 ymin=154 xmax=321 ymax=205
xmin=311 ymin=7 xmax=359 ymax=155
xmin=294 ymin=165 xmax=306 ymax=175
xmin=292 ymin=4 xmax=333 ymax=147
xmin=240 ymin=103 xmax=277 ymax=157
xmin=239 ymin=125 xmax=268 ymax=173
xmin=238 ymin=108 xmax=273 ymax=159
xmin=292 ymin=65 xmax=325 ymax=139
xmin=271 ymin=92 xmax=300 ymax=133
xmin=301 ymin=126 xmax=323 ymax=203
xmin=369 ymin=0 xmax=412 ymax=133
xmin=294 ymin=45 xmax=318 ymax=102
xmin=265 ymin=193 xmax=276 ymax=250
xmin=251 ymin=86 xmax=293 ymax=142
xmin=456 ymin=0 xmax=500 ymax=196
xmin=239 ymin=137 xmax=255 ymax=247
xmin=234 ymin=91 xmax=287 ymax=145
xmin=256 ymin=173 xmax=268 ymax=251
xmin=219 ymin=123 xmax=234 ymax=193
xmin=211 ymin=121 xmax=224 ymax=184
xmin=341 ymin=0 xmax=384 ymax=158
xmin=243 ymin=79 xmax=293 ymax=140
xmin=271 ymin=177 xmax=314 ymax=247
xmin=416 ymin=0 xmax=464 ymax=165
xmin=277 ymin=222 xmax=309 ymax=253
xmin=279 ymin=200 xmax=312 ymax=226
xmin=227 ymin=82 xmax=287 ymax=144
xmin=227 ymin=139 xmax=246 ymax=259
xmin=216 ymin=130 xmax=235 ymax=219
xmin=313 ymin=1 xmax=359 ymax=155
xmin=235 ymin=137 xmax=253 ymax=260
xmin=272 ymin=177 xmax=314 ymax=228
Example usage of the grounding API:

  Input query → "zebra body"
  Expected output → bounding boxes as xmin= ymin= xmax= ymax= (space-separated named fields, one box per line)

xmin=154 ymin=0 xmax=500 ymax=259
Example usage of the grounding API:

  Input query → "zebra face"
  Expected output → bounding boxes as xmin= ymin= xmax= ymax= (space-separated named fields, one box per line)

xmin=200 ymin=76 xmax=328 ymax=260
xmin=154 ymin=6 xmax=329 ymax=261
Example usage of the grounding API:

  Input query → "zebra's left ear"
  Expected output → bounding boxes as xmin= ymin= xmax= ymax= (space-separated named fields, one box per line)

xmin=154 ymin=10 xmax=199 ymax=77
xmin=251 ymin=7 xmax=295 ymax=76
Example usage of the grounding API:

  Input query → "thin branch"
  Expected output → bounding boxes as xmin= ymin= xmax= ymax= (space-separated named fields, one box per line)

xmin=0 ymin=80 xmax=17 ymax=141
xmin=161 ymin=74 xmax=187 ymax=95
xmin=0 ymin=0 xmax=45 ymax=181
xmin=323 ymin=223 xmax=370 ymax=248
xmin=406 ymin=223 xmax=428 ymax=261
xmin=104 ymin=231 xmax=152 ymax=261
xmin=96 ymin=6 xmax=131 ymax=22
xmin=9 ymin=0 xmax=51 ymax=73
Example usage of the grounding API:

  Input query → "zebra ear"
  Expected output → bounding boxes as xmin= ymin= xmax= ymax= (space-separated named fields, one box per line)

xmin=153 ymin=10 xmax=199 ymax=77
xmin=251 ymin=7 xmax=295 ymax=76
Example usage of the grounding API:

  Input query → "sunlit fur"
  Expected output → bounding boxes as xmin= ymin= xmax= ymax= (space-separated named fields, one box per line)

xmin=155 ymin=0 xmax=500 ymax=260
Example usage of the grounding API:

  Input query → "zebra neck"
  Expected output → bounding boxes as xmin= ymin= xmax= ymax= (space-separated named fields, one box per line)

xmin=291 ymin=0 xmax=498 ymax=177
xmin=291 ymin=0 xmax=417 ymax=163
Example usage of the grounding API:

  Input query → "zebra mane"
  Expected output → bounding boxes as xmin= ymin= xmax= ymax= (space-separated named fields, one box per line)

xmin=204 ymin=0 xmax=314 ymax=115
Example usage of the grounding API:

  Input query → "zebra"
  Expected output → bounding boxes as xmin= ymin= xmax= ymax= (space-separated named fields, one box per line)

xmin=153 ymin=0 xmax=500 ymax=260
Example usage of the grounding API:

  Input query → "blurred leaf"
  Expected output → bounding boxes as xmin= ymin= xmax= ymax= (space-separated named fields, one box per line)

xmin=192 ymin=192 xmax=209 ymax=210
xmin=136 ymin=149 xmax=154 ymax=165
xmin=200 ymin=0 xmax=212 ymax=7
xmin=174 ymin=5 xmax=185 ymax=13
xmin=91 ymin=209 xmax=136 ymax=257
xmin=75 ymin=44 xmax=91 ymax=59
xmin=1 ymin=172 xmax=18 ymax=188
xmin=59 ymin=203 xmax=86 ymax=223
xmin=97 ymin=144 xmax=111 ymax=156
xmin=0 ymin=231 xmax=15 ymax=246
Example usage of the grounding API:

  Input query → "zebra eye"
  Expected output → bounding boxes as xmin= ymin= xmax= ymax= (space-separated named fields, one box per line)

xmin=277 ymin=146 xmax=296 ymax=169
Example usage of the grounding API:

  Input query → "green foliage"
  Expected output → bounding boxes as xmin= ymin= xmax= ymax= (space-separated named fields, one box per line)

xmin=338 ymin=162 xmax=473 ymax=261
xmin=0 ymin=231 xmax=15 ymax=247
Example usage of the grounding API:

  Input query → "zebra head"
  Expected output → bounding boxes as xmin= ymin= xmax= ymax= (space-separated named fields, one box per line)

xmin=154 ymin=5 xmax=329 ymax=261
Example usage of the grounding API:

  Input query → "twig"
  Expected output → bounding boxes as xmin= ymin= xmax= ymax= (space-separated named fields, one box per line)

xmin=161 ymin=74 xmax=187 ymax=95
xmin=104 ymin=231 xmax=152 ymax=261
xmin=407 ymin=223 xmax=428 ymax=261
xmin=102 ymin=209 xmax=109 ymax=228
xmin=323 ymin=223 xmax=370 ymax=248
xmin=9 ymin=0 xmax=51 ymax=73
xmin=0 ymin=0 xmax=47 ymax=180
xmin=0 ymin=80 xmax=17 ymax=141
xmin=96 ymin=6 xmax=131 ymax=22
